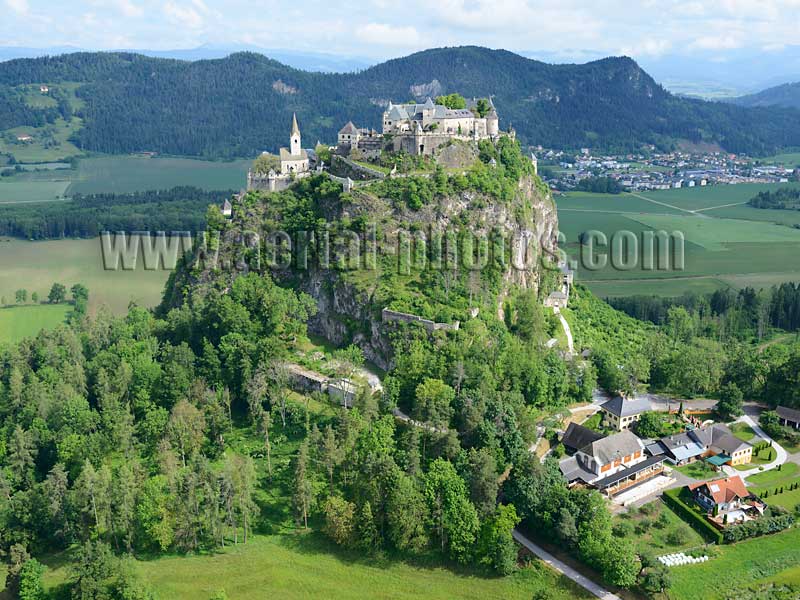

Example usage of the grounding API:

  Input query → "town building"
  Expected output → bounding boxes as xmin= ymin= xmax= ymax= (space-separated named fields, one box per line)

xmin=599 ymin=395 xmax=651 ymax=431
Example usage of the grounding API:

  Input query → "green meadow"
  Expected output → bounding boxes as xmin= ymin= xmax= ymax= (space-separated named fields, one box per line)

xmin=30 ymin=534 xmax=591 ymax=600
xmin=667 ymin=526 xmax=800 ymax=600
xmin=0 ymin=238 xmax=169 ymax=315
xmin=0 ymin=303 xmax=71 ymax=344
xmin=556 ymin=184 xmax=800 ymax=298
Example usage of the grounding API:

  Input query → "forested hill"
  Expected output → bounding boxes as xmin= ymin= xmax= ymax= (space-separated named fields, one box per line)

xmin=3 ymin=46 xmax=800 ymax=158
xmin=731 ymin=81 xmax=800 ymax=110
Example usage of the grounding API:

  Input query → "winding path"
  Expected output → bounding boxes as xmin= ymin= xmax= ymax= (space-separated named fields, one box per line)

xmin=512 ymin=529 xmax=622 ymax=600
xmin=553 ymin=306 xmax=574 ymax=354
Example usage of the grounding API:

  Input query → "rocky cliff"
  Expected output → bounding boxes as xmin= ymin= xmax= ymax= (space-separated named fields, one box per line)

xmin=162 ymin=147 xmax=559 ymax=370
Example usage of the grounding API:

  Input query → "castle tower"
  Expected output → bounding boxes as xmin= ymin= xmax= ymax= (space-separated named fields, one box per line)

xmin=290 ymin=113 xmax=301 ymax=156
xmin=486 ymin=97 xmax=499 ymax=137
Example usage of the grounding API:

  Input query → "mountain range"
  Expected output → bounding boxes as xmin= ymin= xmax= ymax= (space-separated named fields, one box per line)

xmin=2 ymin=46 xmax=800 ymax=159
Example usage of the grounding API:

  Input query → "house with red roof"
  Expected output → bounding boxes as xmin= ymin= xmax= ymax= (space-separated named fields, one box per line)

xmin=688 ymin=475 xmax=766 ymax=527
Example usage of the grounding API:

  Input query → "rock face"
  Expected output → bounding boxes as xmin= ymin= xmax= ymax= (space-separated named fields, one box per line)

xmin=164 ymin=164 xmax=558 ymax=371
xmin=294 ymin=174 xmax=558 ymax=369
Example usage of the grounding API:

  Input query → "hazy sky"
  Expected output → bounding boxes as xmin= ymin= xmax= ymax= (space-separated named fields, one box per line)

xmin=2 ymin=0 xmax=800 ymax=60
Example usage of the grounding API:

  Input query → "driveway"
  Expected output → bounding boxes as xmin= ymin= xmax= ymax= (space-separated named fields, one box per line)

xmin=512 ymin=529 xmax=622 ymax=600
xmin=724 ymin=414 xmax=788 ymax=479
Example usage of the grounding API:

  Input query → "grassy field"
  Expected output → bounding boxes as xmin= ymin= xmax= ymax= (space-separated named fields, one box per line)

xmin=29 ymin=533 xmax=593 ymax=600
xmin=667 ymin=526 xmax=800 ymax=599
xmin=556 ymin=183 xmax=800 ymax=297
xmin=0 ymin=238 xmax=168 ymax=315
xmin=0 ymin=303 xmax=71 ymax=344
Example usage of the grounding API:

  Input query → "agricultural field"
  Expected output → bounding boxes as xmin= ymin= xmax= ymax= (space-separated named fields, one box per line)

xmin=0 ymin=155 xmax=249 ymax=204
xmin=556 ymin=183 xmax=800 ymax=298
xmin=0 ymin=303 xmax=71 ymax=344
xmin=66 ymin=155 xmax=250 ymax=195
xmin=0 ymin=237 xmax=168 ymax=315
xmin=667 ymin=526 xmax=800 ymax=599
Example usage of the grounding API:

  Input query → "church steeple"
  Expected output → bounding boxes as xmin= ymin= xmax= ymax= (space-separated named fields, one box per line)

xmin=290 ymin=113 xmax=301 ymax=156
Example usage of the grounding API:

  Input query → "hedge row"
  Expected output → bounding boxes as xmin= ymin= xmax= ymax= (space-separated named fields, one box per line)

xmin=662 ymin=488 xmax=724 ymax=544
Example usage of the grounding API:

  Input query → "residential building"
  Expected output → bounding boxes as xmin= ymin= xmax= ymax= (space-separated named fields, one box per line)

xmin=688 ymin=476 xmax=766 ymax=527
xmin=600 ymin=395 xmax=651 ymax=430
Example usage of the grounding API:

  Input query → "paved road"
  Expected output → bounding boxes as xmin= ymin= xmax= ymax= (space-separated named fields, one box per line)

xmin=725 ymin=414 xmax=788 ymax=479
xmin=512 ymin=529 xmax=622 ymax=600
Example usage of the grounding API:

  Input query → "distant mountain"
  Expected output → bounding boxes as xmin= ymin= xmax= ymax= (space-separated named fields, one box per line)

xmin=731 ymin=81 xmax=800 ymax=110
xmin=0 ymin=44 xmax=372 ymax=73
xmin=1 ymin=46 xmax=799 ymax=159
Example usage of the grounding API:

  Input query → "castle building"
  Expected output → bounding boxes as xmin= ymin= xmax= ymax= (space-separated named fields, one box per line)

xmin=381 ymin=97 xmax=499 ymax=155
xmin=247 ymin=113 xmax=311 ymax=192
xmin=336 ymin=96 xmax=503 ymax=159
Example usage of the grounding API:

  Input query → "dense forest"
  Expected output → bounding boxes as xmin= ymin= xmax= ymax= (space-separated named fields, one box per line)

xmin=0 ymin=186 xmax=227 ymax=239
xmin=748 ymin=187 xmax=800 ymax=210
xmin=2 ymin=47 xmax=800 ymax=158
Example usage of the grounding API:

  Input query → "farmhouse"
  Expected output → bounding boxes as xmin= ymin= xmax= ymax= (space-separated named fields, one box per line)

xmin=777 ymin=405 xmax=800 ymax=429
xmin=599 ymin=395 xmax=651 ymax=431
xmin=559 ymin=430 xmax=666 ymax=496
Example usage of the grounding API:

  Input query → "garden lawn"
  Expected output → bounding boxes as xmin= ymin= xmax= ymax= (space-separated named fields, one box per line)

xmin=674 ymin=460 xmax=717 ymax=480
xmin=729 ymin=422 xmax=756 ymax=442
xmin=667 ymin=526 xmax=800 ymax=600
xmin=746 ymin=462 xmax=799 ymax=488
xmin=613 ymin=501 xmax=704 ymax=553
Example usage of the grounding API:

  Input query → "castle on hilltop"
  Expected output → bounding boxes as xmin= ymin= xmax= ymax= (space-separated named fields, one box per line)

xmin=247 ymin=113 xmax=312 ymax=192
xmin=338 ymin=96 xmax=505 ymax=158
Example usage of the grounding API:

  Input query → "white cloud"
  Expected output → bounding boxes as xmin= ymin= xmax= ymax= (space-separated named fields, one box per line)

xmin=356 ymin=23 xmax=422 ymax=47
xmin=5 ymin=0 xmax=29 ymax=15
xmin=163 ymin=0 xmax=206 ymax=30
xmin=115 ymin=0 xmax=143 ymax=18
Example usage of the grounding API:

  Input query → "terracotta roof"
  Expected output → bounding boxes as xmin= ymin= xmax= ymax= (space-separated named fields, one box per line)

xmin=689 ymin=475 xmax=749 ymax=505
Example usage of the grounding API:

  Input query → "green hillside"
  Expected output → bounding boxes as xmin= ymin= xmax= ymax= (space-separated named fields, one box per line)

xmin=2 ymin=47 xmax=800 ymax=159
